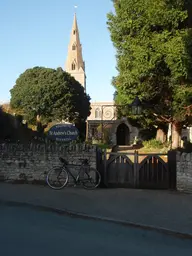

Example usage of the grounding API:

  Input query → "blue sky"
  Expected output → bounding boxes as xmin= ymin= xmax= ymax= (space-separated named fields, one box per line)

xmin=0 ymin=0 xmax=117 ymax=103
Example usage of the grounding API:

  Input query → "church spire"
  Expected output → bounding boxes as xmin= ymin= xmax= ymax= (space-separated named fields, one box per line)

xmin=65 ymin=13 xmax=86 ymax=91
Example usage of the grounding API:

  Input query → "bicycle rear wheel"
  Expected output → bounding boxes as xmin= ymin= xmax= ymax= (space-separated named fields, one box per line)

xmin=46 ymin=166 xmax=69 ymax=190
xmin=83 ymin=168 xmax=101 ymax=189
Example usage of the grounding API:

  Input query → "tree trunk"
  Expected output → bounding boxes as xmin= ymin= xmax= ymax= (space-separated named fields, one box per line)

xmin=156 ymin=128 xmax=166 ymax=143
xmin=36 ymin=114 xmax=41 ymax=123
xmin=167 ymin=123 xmax=172 ymax=142
xmin=171 ymin=122 xmax=182 ymax=149
xmin=36 ymin=115 xmax=43 ymax=134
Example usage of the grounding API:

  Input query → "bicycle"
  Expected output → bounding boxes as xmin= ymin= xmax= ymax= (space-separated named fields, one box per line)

xmin=46 ymin=157 xmax=101 ymax=190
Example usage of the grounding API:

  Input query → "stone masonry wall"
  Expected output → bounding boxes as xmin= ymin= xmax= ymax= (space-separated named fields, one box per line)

xmin=176 ymin=152 xmax=192 ymax=193
xmin=0 ymin=143 xmax=97 ymax=185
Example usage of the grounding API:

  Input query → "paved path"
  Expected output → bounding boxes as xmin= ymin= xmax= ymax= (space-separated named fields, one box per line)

xmin=0 ymin=183 xmax=192 ymax=236
xmin=1 ymin=205 xmax=192 ymax=256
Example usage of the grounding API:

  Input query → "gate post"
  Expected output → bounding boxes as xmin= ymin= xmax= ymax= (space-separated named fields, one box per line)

xmin=103 ymin=149 xmax=108 ymax=187
xmin=134 ymin=150 xmax=139 ymax=188
xmin=168 ymin=150 xmax=177 ymax=190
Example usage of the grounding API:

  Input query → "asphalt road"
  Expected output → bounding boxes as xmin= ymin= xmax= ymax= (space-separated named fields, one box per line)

xmin=0 ymin=205 xmax=192 ymax=256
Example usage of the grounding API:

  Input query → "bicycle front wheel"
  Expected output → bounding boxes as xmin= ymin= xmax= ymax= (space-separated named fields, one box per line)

xmin=83 ymin=168 xmax=101 ymax=189
xmin=46 ymin=166 xmax=69 ymax=190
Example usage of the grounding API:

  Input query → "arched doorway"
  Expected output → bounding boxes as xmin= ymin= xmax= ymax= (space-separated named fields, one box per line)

xmin=116 ymin=123 xmax=130 ymax=145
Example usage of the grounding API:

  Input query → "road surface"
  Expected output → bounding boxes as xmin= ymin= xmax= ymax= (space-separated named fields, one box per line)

xmin=0 ymin=205 xmax=192 ymax=256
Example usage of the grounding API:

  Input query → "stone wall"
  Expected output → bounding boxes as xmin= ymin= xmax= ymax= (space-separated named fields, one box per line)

xmin=176 ymin=152 xmax=192 ymax=193
xmin=0 ymin=143 xmax=97 ymax=185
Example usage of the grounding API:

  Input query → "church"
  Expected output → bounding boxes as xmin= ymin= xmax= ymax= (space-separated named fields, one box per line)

xmin=64 ymin=13 xmax=140 ymax=145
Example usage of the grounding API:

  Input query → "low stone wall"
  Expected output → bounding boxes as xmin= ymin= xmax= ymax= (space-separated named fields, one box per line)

xmin=0 ymin=143 xmax=97 ymax=185
xmin=2 ymin=143 xmax=191 ymax=192
xmin=176 ymin=152 xmax=192 ymax=193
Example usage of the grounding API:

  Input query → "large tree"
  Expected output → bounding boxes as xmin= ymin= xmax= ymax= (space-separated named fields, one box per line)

xmin=108 ymin=0 xmax=192 ymax=148
xmin=10 ymin=67 xmax=91 ymax=127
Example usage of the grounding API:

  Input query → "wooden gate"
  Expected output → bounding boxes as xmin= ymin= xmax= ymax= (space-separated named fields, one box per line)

xmin=137 ymin=153 xmax=169 ymax=189
xmin=97 ymin=150 xmax=176 ymax=189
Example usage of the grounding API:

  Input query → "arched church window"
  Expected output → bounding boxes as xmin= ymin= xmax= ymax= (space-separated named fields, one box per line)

xmin=72 ymin=63 xmax=76 ymax=70
xmin=72 ymin=44 xmax=76 ymax=50
xmin=73 ymin=30 xmax=76 ymax=35
xmin=95 ymin=108 xmax=101 ymax=118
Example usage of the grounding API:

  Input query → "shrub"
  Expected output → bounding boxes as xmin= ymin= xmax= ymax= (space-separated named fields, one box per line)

xmin=142 ymin=139 xmax=164 ymax=149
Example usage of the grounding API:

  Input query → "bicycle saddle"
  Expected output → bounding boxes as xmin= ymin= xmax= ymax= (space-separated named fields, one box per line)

xmin=59 ymin=157 xmax=68 ymax=165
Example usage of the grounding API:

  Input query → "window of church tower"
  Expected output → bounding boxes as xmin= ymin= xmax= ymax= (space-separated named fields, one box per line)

xmin=72 ymin=44 xmax=76 ymax=50
xmin=72 ymin=63 xmax=76 ymax=70
xmin=73 ymin=30 xmax=76 ymax=35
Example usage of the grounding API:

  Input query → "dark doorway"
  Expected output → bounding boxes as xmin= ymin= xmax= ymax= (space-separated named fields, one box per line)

xmin=116 ymin=123 xmax=130 ymax=145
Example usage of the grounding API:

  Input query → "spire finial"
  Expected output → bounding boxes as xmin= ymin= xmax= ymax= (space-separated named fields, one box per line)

xmin=74 ymin=5 xmax=78 ymax=13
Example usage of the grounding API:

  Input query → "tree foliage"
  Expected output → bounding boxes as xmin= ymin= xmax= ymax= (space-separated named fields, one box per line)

xmin=108 ymin=0 xmax=192 ymax=126
xmin=10 ymin=67 xmax=91 ymax=125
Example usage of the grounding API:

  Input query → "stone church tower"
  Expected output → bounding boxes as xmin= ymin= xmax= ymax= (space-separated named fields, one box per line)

xmin=65 ymin=13 xmax=86 ymax=91
xmin=64 ymin=13 xmax=139 ymax=145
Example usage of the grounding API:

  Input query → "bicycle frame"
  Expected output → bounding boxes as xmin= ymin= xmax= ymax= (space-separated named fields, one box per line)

xmin=47 ymin=157 xmax=101 ymax=190
xmin=62 ymin=163 xmax=90 ymax=184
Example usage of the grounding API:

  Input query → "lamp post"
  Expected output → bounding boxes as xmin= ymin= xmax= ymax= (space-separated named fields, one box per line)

xmin=130 ymin=96 xmax=142 ymax=116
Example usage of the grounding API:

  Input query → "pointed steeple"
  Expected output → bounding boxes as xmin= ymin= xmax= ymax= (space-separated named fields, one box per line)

xmin=65 ymin=13 xmax=86 ymax=91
